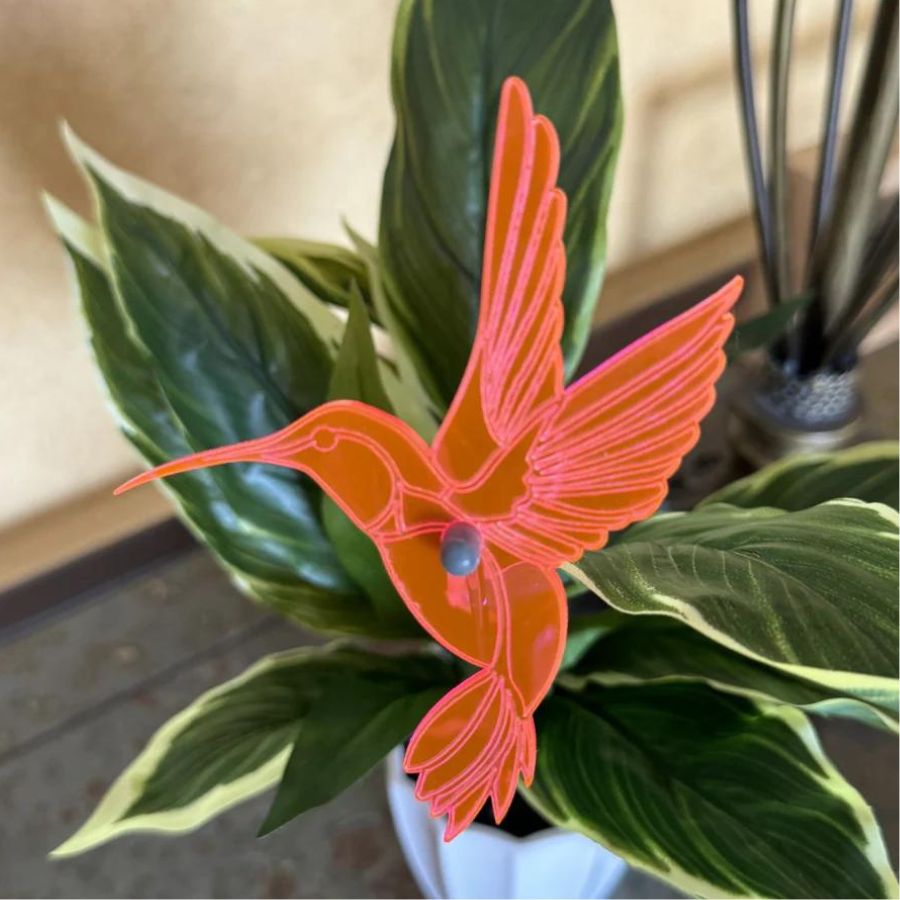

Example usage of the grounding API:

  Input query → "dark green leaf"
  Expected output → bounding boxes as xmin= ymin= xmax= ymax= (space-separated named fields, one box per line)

xmin=326 ymin=286 xmax=394 ymax=414
xmin=321 ymin=289 xmax=419 ymax=634
xmin=260 ymin=647 xmax=451 ymax=835
xmin=528 ymin=683 xmax=897 ymax=898
xmin=53 ymin=644 xmax=453 ymax=855
xmin=560 ymin=611 xmax=629 ymax=670
xmin=565 ymin=617 xmax=897 ymax=730
xmin=254 ymin=236 xmax=375 ymax=315
xmin=725 ymin=292 xmax=812 ymax=360
xmin=53 ymin=135 xmax=406 ymax=636
xmin=568 ymin=500 xmax=899 ymax=698
xmin=379 ymin=0 xmax=623 ymax=405
xmin=703 ymin=441 xmax=900 ymax=511
xmin=48 ymin=204 xmax=365 ymax=632
xmin=345 ymin=226 xmax=439 ymax=440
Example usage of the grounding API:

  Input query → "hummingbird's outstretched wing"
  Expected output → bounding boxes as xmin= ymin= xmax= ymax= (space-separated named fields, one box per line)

xmin=432 ymin=76 xmax=567 ymax=484
xmin=487 ymin=278 xmax=742 ymax=565
xmin=432 ymin=77 xmax=743 ymax=565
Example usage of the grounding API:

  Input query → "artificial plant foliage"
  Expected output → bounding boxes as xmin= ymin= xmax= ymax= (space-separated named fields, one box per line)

xmin=253 ymin=236 xmax=375 ymax=315
xmin=53 ymin=645 xmax=455 ymax=856
xmin=108 ymin=77 xmax=744 ymax=842
xmin=320 ymin=288 xmax=417 ymax=635
xmin=703 ymin=440 xmax=900 ymax=511
xmin=45 ymin=0 xmax=899 ymax=888
xmin=258 ymin=646 xmax=452 ymax=835
xmin=45 ymin=199 xmax=365 ymax=632
xmin=563 ymin=616 xmax=897 ymax=731
xmin=380 ymin=0 xmax=622 ymax=405
xmin=568 ymin=500 xmax=899 ymax=696
xmin=527 ymin=683 xmax=898 ymax=899
xmin=47 ymin=131 xmax=435 ymax=637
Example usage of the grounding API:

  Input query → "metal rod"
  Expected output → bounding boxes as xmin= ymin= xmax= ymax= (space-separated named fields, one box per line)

xmin=822 ymin=198 xmax=898 ymax=352
xmin=801 ymin=0 xmax=899 ymax=373
xmin=732 ymin=0 xmax=779 ymax=308
xmin=799 ymin=0 xmax=854 ymax=372
xmin=769 ymin=0 xmax=797 ymax=307
xmin=824 ymin=268 xmax=899 ymax=368
xmin=807 ymin=0 xmax=854 ymax=261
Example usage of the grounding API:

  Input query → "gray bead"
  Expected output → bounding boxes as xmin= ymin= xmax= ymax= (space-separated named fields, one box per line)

xmin=440 ymin=522 xmax=482 ymax=576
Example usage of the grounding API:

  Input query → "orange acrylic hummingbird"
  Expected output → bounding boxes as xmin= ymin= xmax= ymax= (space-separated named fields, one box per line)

xmin=116 ymin=77 xmax=742 ymax=840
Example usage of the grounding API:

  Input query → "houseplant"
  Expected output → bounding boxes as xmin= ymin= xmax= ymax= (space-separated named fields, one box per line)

xmin=730 ymin=0 xmax=899 ymax=464
xmin=44 ymin=1 xmax=898 ymax=897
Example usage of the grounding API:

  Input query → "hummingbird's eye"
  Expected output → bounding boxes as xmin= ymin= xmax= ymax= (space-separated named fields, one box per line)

xmin=440 ymin=522 xmax=482 ymax=577
xmin=312 ymin=428 xmax=338 ymax=451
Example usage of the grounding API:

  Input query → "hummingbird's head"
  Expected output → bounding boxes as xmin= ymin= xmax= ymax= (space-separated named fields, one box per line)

xmin=115 ymin=400 xmax=434 ymax=531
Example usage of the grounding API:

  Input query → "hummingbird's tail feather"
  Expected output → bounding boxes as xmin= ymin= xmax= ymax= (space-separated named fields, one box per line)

xmin=404 ymin=667 xmax=535 ymax=841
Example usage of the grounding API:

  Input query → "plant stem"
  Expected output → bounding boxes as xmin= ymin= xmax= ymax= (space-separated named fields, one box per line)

xmin=802 ymin=0 xmax=899 ymax=374
xmin=732 ymin=0 xmax=778 ymax=309
xmin=769 ymin=0 xmax=797 ymax=308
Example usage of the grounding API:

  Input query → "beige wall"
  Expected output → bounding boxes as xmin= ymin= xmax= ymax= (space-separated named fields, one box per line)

xmin=0 ymin=0 xmax=875 ymax=530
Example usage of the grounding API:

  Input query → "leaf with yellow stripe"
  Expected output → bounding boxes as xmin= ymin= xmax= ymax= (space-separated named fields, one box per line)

xmin=562 ymin=616 xmax=897 ymax=731
xmin=52 ymin=645 xmax=452 ymax=856
xmin=527 ymin=682 xmax=898 ymax=899
xmin=567 ymin=500 xmax=898 ymax=706
xmin=703 ymin=441 xmax=899 ymax=511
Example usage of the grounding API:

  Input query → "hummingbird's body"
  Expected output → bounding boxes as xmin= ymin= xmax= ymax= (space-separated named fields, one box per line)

xmin=116 ymin=78 xmax=742 ymax=839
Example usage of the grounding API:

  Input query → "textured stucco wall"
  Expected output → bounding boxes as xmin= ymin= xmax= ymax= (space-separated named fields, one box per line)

xmin=0 ymin=0 xmax=875 ymax=528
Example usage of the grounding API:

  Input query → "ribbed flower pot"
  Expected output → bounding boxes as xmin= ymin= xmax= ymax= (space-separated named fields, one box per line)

xmin=384 ymin=748 xmax=627 ymax=900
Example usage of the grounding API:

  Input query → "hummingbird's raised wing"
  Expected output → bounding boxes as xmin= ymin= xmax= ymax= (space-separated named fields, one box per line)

xmin=433 ymin=76 xmax=742 ymax=566
xmin=432 ymin=76 xmax=566 ymax=485
xmin=486 ymin=278 xmax=742 ymax=565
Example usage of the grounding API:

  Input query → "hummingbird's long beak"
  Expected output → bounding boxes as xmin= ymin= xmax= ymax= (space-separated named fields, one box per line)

xmin=114 ymin=427 xmax=304 ymax=495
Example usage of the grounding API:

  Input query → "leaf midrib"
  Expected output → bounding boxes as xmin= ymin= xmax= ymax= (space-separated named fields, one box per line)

xmin=557 ymin=692 xmax=868 ymax=898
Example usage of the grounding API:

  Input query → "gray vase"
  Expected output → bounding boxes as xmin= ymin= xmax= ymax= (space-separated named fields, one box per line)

xmin=728 ymin=358 xmax=863 ymax=468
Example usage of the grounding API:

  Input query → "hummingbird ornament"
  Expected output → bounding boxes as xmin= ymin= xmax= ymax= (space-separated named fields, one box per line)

xmin=116 ymin=77 xmax=742 ymax=841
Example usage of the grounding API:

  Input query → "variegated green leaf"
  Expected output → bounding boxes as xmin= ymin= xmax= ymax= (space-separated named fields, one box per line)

xmin=253 ymin=236 xmax=374 ymax=313
xmin=346 ymin=226 xmax=438 ymax=441
xmin=563 ymin=617 xmax=897 ymax=731
xmin=703 ymin=441 xmax=899 ymax=511
xmin=527 ymin=683 xmax=898 ymax=899
xmin=48 ymin=136 xmax=406 ymax=636
xmin=567 ymin=500 xmax=899 ymax=704
xmin=254 ymin=232 xmax=436 ymax=440
xmin=321 ymin=289 xmax=418 ymax=635
xmin=379 ymin=0 xmax=623 ymax=405
xmin=53 ymin=645 xmax=452 ymax=856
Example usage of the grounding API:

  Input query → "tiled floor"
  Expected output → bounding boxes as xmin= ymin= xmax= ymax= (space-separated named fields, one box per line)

xmin=3 ymin=548 xmax=898 ymax=897
xmin=0 ymin=553 xmax=420 ymax=899
xmin=0 ymin=551 xmax=690 ymax=899
xmin=2 ymin=345 xmax=897 ymax=899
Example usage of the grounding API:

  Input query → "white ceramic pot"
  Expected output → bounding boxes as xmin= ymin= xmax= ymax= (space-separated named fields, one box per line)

xmin=385 ymin=748 xmax=627 ymax=899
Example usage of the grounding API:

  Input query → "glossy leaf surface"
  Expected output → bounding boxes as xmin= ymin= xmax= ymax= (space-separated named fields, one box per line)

xmin=704 ymin=441 xmax=900 ymax=511
xmin=565 ymin=616 xmax=897 ymax=731
xmin=568 ymin=500 xmax=899 ymax=699
xmin=49 ymin=140 xmax=406 ymax=635
xmin=321 ymin=289 xmax=418 ymax=634
xmin=379 ymin=0 xmax=622 ymax=404
xmin=528 ymin=683 xmax=897 ymax=898
xmin=54 ymin=644 xmax=453 ymax=856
